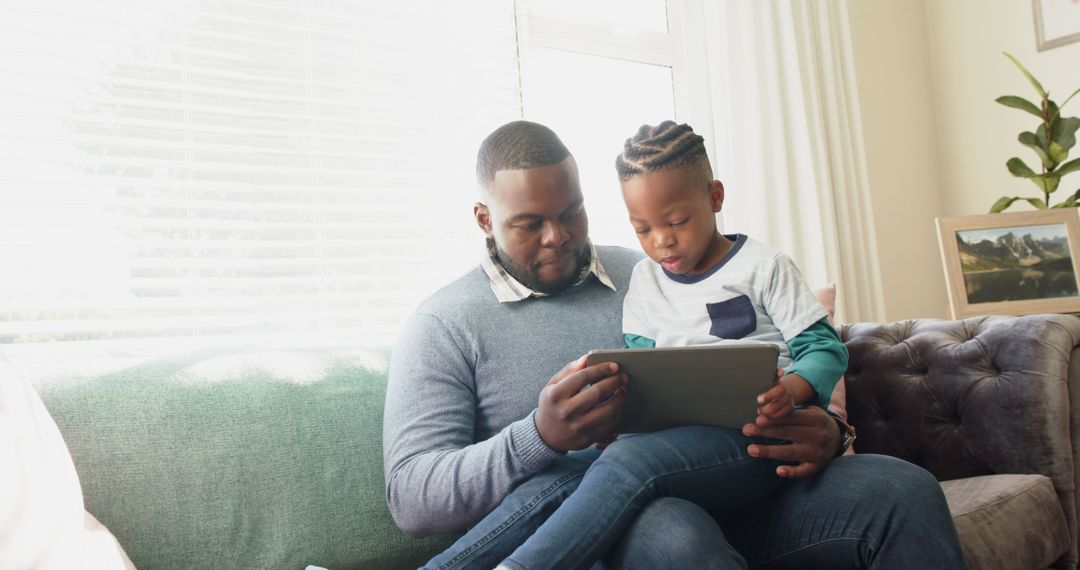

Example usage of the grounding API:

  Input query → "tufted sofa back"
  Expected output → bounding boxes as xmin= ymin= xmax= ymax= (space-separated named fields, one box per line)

xmin=840 ymin=314 xmax=1080 ymax=569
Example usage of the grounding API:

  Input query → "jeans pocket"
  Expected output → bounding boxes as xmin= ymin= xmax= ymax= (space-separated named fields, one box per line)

xmin=706 ymin=295 xmax=756 ymax=339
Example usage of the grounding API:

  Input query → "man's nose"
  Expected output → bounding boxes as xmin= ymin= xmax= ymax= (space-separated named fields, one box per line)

xmin=540 ymin=220 xmax=569 ymax=247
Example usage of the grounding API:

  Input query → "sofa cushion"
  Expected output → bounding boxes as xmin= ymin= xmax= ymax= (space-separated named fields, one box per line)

xmin=941 ymin=474 xmax=1069 ymax=570
xmin=841 ymin=315 xmax=1080 ymax=568
xmin=0 ymin=358 xmax=134 ymax=569
xmin=32 ymin=346 xmax=456 ymax=570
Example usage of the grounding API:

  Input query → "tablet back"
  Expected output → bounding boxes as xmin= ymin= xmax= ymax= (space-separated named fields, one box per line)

xmin=588 ymin=343 xmax=779 ymax=433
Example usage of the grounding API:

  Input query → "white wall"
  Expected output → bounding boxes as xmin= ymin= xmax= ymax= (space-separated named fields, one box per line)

xmin=849 ymin=0 xmax=948 ymax=319
xmin=849 ymin=0 xmax=1080 ymax=321
xmin=924 ymin=0 xmax=1080 ymax=216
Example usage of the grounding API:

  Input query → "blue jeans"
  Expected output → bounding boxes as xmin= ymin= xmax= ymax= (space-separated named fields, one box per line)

xmin=424 ymin=445 xmax=967 ymax=569
xmin=424 ymin=426 xmax=781 ymax=570
xmin=605 ymin=453 xmax=967 ymax=570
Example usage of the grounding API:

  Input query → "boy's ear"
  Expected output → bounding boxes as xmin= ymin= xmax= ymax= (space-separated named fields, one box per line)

xmin=708 ymin=180 xmax=725 ymax=213
xmin=474 ymin=202 xmax=494 ymax=237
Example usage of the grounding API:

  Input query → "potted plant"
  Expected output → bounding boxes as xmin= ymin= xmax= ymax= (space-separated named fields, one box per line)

xmin=990 ymin=53 xmax=1080 ymax=212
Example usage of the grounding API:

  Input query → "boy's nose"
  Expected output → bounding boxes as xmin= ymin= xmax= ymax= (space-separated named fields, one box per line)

xmin=653 ymin=230 xmax=675 ymax=249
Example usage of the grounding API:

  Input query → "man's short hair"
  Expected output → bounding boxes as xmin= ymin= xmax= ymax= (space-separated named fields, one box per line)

xmin=476 ymin=121 xmax=571 ymax=192
xmin=615 ymin=120 xmax=712 ymax=182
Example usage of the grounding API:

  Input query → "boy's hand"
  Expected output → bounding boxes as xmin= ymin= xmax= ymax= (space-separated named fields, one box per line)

xmin=755 ymin=369 xmax=795 ymax=423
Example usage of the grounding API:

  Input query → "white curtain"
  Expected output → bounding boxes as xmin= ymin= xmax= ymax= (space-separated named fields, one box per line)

xmin=698 ymin=0 xmax=885 ymax=323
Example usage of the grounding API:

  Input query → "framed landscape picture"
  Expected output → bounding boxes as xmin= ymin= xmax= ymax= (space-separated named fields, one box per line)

xmin=1033 ymin=0 xmax=1080 ymax=51
xmin=936 ymin=209 xmax=1080 ymax=318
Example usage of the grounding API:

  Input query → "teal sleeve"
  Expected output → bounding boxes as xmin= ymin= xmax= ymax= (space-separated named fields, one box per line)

xmin=623 ymin=334 xmax=656 ymax=349
xmin=786 ymin=318 xmax=848 ymax=408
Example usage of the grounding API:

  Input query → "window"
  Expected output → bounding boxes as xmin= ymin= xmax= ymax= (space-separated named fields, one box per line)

xmin=0 ymin=0 xmax=519 ymax=353
xmin=0 ymin=0 xmax=708 ymax=367
xmin=517 ymin=0 xmax=679 ymax=250
xmin=515 ymin=0 xmax=720 ymax=250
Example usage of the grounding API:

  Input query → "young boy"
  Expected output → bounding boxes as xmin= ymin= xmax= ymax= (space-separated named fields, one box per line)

xmin=617 ymin=120 xmax=845 ymax=421
xmin=487 ymin=122 xmax=847 ymax=569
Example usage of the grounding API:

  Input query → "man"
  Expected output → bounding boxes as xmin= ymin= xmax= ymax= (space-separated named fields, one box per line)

xmin=383 ymin=120 xmax=966 ymax=569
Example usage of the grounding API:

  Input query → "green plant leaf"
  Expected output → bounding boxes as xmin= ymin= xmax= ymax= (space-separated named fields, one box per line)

xmin=990 ymin=196 xmax=1019 ymax=213
xmin=1007 ymin=157 xmax=1037 ymax=177
xmin=1020 ymin=131 xmax=1054 ymax=168
xmin=1050 ymin=141 xmax=1069 ymax=165
xmin=1031 ymin=173 xmax=1060 ymax=194
xmin=1037 ymin=123 xmax=1050 ymax=149
xmin=1052 ymin=116 xmax=1080 ymax=151
xmin=1052 ymin=188 xmax=1080 ymax=208
xmin=1055 ymin=88 xmax=1080 ymax=119
xmin=1057 ymin=157 xmax=1080 ymax=177
xmin=997 ymin=95 xmax=1043 ymax=118
xmin=1004 ymin=52 xmax=1047 ymax=98
xmin=1026 ymin=197 xmax=1049 ymax=209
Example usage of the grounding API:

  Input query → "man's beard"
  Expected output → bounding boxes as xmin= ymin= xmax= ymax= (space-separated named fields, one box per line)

xmin=487 ymin=237 xmax=592 ymax=295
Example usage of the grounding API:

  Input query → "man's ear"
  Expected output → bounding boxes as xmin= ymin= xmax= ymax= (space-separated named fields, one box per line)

xmin=474 ymin=202 xmax=494 ymax=237
xmin=708 ymin=180 xmax=725 ymax=213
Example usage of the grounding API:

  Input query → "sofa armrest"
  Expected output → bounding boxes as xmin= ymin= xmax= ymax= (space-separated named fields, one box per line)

xmin=840 ymin=314 xmax=1080 ymax=567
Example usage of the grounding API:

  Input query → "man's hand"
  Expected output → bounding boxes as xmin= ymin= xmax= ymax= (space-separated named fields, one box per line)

xmin=535 ymin=355 xmax=627 ymax=452
xmin=742 ymin=405 xmax=839 ymax=479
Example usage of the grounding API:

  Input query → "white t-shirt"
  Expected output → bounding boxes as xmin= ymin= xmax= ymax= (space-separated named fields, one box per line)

xmin=622 ymin=234 xmax=828 ymax=369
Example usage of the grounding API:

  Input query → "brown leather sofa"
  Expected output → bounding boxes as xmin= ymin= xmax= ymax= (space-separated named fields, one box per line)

xmin=841 ymin=313 xmax=1080 ymax=570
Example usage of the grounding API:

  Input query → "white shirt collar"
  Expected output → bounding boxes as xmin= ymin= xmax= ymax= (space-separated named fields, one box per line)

xmin=480 ymin=242 xmax=615 ymax=303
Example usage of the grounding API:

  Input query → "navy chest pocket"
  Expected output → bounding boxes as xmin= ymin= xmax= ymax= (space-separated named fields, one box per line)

xmin=706 ymin=295 xmax=757 ymax=339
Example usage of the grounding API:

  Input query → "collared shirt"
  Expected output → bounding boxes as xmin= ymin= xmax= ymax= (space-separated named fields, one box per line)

xmin=480 ymin=242 xmax=616 ymax=303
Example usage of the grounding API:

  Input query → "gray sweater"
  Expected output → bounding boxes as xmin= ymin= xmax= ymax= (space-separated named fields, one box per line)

xmin=383 ymin=245 xmax=642 ymax=537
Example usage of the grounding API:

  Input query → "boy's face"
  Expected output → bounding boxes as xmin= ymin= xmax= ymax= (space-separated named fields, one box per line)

xmin=620 ymin=167 xmax=725 ymax=275
xmin=474 ymin=156 xmax=591 ymax=294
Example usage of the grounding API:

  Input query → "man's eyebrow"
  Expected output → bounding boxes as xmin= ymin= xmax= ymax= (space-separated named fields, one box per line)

xmin=506 ymin=213 xmax=543 ymax=223
xmin=506 ymin=200 xmax=584 ymax=223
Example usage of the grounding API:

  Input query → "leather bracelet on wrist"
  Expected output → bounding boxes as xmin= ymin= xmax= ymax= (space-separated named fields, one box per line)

xmin=825 ymin=408 xmax=857 ymax=456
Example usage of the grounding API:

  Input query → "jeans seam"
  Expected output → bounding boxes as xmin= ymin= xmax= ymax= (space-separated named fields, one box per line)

xmin=436 ymin=468 xmax=587 ymax=570
xmin=754 ymin=536 xmax=878 ymax=569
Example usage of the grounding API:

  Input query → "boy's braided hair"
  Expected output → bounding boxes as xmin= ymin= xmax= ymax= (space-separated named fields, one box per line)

xmin=615 ymin=121 xmax=711 ymax=182
xmin=476 ymin=121 xmax=571 ymax=192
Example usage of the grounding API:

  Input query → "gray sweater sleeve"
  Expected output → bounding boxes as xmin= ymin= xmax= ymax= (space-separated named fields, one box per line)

xmin=382 ymin=312 xmax=562 ymax=537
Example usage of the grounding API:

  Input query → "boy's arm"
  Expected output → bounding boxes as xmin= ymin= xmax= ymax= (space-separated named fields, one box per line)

xmin=757 ymin=318 xmax=847 ymax=419
xmin=622 ymin=266 xmax=658 ymax=349
xmin=783 ymin=318 xmax=848 ymax=407
xmin=623 ymin=333 xmax=655 ymax=348
xmin=756 ymin=252 xmax=845 ymax=410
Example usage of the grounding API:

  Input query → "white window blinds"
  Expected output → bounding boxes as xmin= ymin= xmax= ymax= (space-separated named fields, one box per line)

xmin=0 ymin=0 xmax=521 ymax=346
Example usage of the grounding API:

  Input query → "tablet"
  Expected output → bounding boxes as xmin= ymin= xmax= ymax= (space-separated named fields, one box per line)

xmin=588 ymin=343 xmax=780 ymax=433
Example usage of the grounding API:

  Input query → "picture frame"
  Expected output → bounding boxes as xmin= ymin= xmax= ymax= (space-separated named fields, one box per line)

xmin=936 ymin=209 xmax=1080 ymax=319
xmin=1033 ymin=0 xmax=1080 ymax=51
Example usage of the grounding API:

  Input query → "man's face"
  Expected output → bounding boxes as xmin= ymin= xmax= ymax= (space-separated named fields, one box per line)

xmin=475 ymin=157 xmax=591 ymax=294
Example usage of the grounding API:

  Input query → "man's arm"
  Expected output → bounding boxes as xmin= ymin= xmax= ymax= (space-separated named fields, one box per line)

xmin=382 ymin=312 xmax=626 ymax=537
xmin=382 ymin=312 xmax=556 ymax=537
